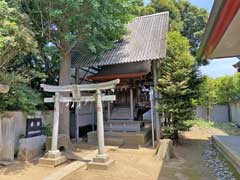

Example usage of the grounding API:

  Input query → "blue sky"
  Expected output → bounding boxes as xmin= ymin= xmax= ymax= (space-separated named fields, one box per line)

xmin=144 ymin=0 xmax=239 ymax=78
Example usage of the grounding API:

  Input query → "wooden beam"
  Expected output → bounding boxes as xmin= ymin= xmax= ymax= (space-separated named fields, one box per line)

xmin=40 ymin=79 xmax=120 ymax=92
xmin=150 ymin=87 xmax=155 ymax=147
xmin=44 ymin=95 xmax=116 ymax=103
xmin=130 ymin=88 xmax=134 ymax=119
xmin=107 ymin=102 xmax=111 ymax=121
xmin=153 ymin=61 xmax=161 ymax=141
xmin=79 ymin=67 xmax=96 ymax=75
xmin=0 ymin=84 xmax=9 ymax=94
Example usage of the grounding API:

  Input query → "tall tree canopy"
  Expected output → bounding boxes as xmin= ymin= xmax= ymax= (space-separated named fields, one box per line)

xmin=0 ymin=0 xmax=37 ymax=69
xmin=199 ymin=75 xmax=240 ymax=106
xmin=143 ymin=0 xmax=208 ymax=58
xmin=0 ymin=0 xmax=42 ymax=113
xmin=21 ymin=0 xmax=133 ymax=137
xmin=198 ymin=76 xmax=217 ymax=120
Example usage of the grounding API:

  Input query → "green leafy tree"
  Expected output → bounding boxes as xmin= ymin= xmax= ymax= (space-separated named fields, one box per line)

xmin=129 ymin=0 xmax=144 ymax=16
xmin=215 ymin=76 xmax=237 ymax=104
xmin=0 ymin=0 xmax=37 ymax=69
xmin=177 ymin=0 xmax=208 ymax=57
xmin=0 ymin=72 xmax=42 ymax=113
xmin=143 ymin=0 xmax=208 ymax=58
xmin=0 ymin=1 xmax=42 ymax=113
xmin=157 ymin=31 xmax=200 ymax=140
xmin=198 ymin=76 xmax=217 ymax=121
xmin=233 ymin=73 xmax=240 ymax=100
xmin=21 ymin=0 xmax=132 ymax=137
xmin=148 ymin=0 xmax=183 ymax=31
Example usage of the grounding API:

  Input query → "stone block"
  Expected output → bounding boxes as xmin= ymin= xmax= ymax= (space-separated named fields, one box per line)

xmin=88 ymin=158 xmax=115 ymax=170
xmin=18 ymin=135 xmax=46 ymax=161
xmin=38 ymin=155 xmax=67 ymax=167
xmin=87 ymin=127 xmax=151 ymax=146
xmin=0 ymin=116 xmax=15 ymax=161
xmin=156 ymin=139 xmax=174 ymax=161
xmin=93 ymin=155 xmax=110 ymax=163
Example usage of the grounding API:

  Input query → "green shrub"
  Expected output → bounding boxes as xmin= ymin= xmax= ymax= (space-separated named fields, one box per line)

xmin=41 ymin=123 xmax=52 ymax=136
xmin=161 ymin=126 xmax=176 ymax=140
xmin=0 ymin=72 xmax=42 ymax=113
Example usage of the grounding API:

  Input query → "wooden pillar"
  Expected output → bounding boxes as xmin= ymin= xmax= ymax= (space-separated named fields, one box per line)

xmin=153 ymin=61 xmax=161 ymax=142
xmin=150 ymin=87 xmax=155 ymax=147
xmin=51 ymin=92 xmax=60 ymax=152
xmin=91 ymin=102 xmax=95 ymax=131
xmin=96 ymin=89 xmax=105 ymax=158
xmin=107 ymin=102 xmax=111 ymax=121
xmin=130 ymin=88 xmax=134 ymax=120
xmin=75 ymin=66 xmax=80 ymax=142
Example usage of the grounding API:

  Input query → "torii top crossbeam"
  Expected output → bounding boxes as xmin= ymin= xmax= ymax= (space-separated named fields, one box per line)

xmin=41 ymin=79 xmax=120 ymax=92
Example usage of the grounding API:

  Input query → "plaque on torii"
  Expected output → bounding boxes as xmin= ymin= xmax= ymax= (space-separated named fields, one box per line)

xmin=39 ymin=79 xmax=119 ymax=167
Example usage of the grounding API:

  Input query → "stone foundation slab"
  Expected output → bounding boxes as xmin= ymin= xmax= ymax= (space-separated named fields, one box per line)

xmin=18 ymin=135 xmax=46 ymax=161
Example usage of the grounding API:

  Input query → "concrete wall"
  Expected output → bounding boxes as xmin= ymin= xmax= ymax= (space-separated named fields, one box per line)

xmin=196 ymin=105 xmax=229 ymax=122
xmin=196 ymin=100 xmax=240 ymax=126
xmin=229 ymin=101 xmax=240 ymax=126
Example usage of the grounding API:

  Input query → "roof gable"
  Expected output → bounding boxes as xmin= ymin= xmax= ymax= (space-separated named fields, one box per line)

xmin=72 ymin=12 xmax=169 ymax=67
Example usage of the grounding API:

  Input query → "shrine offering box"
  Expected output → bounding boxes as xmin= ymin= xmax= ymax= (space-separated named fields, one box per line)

xmin=26 ymin=118 xmax=42 ymax=138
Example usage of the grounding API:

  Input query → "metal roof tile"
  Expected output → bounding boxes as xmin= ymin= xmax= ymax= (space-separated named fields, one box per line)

xmin=72 ymin=12 xmax=169 ymax=67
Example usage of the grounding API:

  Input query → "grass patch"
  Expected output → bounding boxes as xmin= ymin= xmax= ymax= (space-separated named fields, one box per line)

xmin=186 ymin=118 xmax=240 ymax=136
xmin=186 ymin=118 xmax=214 ymax=128
xmin=183 ymin=168 xmax=201 ymax=180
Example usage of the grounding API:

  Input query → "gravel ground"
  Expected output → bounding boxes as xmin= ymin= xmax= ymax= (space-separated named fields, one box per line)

xmin=202 ymin=141 xmax=237 ymax=180
xmin=159 ymin=126 xmax=239 ymax=180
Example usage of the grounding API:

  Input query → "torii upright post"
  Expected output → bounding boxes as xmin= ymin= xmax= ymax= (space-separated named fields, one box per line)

xmin=96 ymin=89 xmax=105 ymax=157
xmin=39 ymin=79 xmax=119 ymax=168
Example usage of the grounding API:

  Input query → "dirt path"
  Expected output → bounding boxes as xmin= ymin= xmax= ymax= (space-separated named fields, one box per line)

xmin=0 ymin=125 xmax=231 ymax=180
xmin=159 ymin=126 xmax=227 ymax=180
xmin=64 ymin=146 xmax=163 ymax=180
xmin=0 ymin=160 xmax=66 ymax=180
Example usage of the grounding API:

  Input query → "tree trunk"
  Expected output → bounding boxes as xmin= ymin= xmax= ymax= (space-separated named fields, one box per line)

xmin=227 ymin=103 xmax=232 ymax=122
xmin=207 ymin=107 xmax=210 ymax=122
xmin=59 ymin=51 xmax=71 ymax=137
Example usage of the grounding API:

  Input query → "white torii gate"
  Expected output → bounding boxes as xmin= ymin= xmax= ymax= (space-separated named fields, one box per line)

xmin=39 ymin=79 xmax=119 ymax=167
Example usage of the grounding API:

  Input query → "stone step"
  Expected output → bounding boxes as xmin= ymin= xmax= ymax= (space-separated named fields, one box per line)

xmin=111 ymin=110 xmax=131 ymax=112
xmin=88 ymin=136 xmax=124 ymax=146
xmin=112 ymin=109 xmax=131 ymax=111
xmin=43 ymin=161 xmax=86 ymax=180
xmin=105 ymin=137 xmax=124 ymax=146
xmin=110 ymin=116 xmax=132 ymax=118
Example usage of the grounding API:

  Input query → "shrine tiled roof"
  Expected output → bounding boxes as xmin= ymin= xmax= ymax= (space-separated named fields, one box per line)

xmin=72 ymin=12 xmax=169 ymax=67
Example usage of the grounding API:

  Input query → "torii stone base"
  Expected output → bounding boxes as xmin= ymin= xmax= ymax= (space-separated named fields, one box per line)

xmin=87 ymin=155 xmax=115 ymax=170
xmin=38 ymin=151 xmax=67 ymax=167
